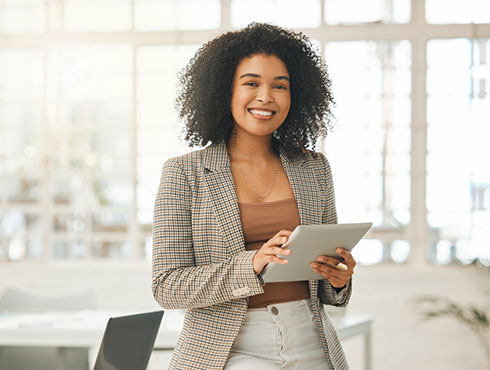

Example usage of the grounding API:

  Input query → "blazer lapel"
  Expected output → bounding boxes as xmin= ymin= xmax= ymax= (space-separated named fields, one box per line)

xmin=202 ymin=142 xmax=245 ymax=256
xmin=280 ymin=153 xmax=323 ymax=226
xmin=202 ymin=143 xmax=324 ymax=257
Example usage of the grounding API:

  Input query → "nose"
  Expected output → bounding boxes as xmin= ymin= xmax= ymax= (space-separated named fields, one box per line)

xmin=257 ymin=86 xmax=273 ymax=103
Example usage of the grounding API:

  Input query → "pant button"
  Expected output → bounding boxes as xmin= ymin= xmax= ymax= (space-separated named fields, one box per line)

xmin=271 ymin=306 xmax=279 ymax=315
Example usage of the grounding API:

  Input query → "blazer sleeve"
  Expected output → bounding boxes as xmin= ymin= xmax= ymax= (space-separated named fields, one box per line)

xmin=317 ymin=153 xmax=353 ymax=307
xmin=151 ymin=158 xmax=264 ymax=310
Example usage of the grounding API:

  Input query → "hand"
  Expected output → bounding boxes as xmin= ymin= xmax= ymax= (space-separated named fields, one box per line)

xmin=310 ymin=248 xmax=356 ymax=289
xmin=252 ymin=230 xmax=292 ymax=275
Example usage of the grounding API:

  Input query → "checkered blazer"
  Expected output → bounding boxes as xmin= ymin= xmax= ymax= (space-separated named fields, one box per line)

xmin=152 ymin=141 xmax=352 ymax=370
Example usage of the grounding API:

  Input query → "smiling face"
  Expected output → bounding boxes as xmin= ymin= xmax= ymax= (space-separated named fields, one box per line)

xmin=230 ymin=53 xmax=291 ymax=140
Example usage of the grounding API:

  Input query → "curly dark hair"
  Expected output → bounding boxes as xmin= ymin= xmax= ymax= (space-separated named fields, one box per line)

xmin=176 ymin=22 xmax=335 ymax=159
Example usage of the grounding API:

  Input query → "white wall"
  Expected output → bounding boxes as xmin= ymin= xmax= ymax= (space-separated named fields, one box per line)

xmin=0 ymin=263 xmax=488 ymax=370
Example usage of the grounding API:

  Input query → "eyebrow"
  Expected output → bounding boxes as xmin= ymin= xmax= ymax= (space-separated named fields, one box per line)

xmin=239 ymin=73 xmax=290 ymax=82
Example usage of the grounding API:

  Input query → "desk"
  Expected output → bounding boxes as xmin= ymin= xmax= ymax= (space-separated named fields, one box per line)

xmin=0 ymin=310 xmax=181 ymax=349
xmin=0 ymin=310 xmax=372 ymax=369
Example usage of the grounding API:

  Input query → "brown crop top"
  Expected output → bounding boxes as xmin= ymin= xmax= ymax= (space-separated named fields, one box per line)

xmin=238 ymin=198 xmax=310 ymax=308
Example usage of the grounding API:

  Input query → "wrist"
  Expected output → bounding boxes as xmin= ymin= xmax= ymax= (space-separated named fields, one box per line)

xmin=252 ymin=251 xmax=263 ymax=275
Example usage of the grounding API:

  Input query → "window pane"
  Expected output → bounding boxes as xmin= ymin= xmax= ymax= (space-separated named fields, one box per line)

xmin=0 ymin=0 xmax=45 ymax=33
xmin=51 ymin=177 xmax=86 ymax=205
xmin=136 ymin=45 xmax=199 ymax=232
xmin=63 ymin=0 xmax=131 ymax=31
xmin=53 ymin=240 xmax=87 ymax=259
xmin=92 ymin=209 xmax=129 ymax=232
xmin=0 ymin=49 xmax=44 ymax=100
xmin=40 ymin=44 xmax=134 ymax=259
xmin=231 ymin=0 xmax=321 ymax=28
xmin=1 ymin=210 xmax=43 ymax=260
xmin=390 ymin=240 xmax=410 ymax=263
xmin=352 ymin=239 xmax=384 ymax=265
xmin=53 ymin=212 xmax=86 ymax=233
xmin=59 ymin=46 xmax=132 ymax=100
xmin=426 ymin=0 xmax=490 ymax=24
xmin=92 ymin=179 xmax=132 ymax=207
xmin=427 ymin=38 xmax=490 ymax=264
xmin=325 ymin=0 xmax=410 ymax=24
xmin=92 ymin=241 xmax=130 ymax=259
xmin=324 ymin=41 xmax=411 ymax=238
xmin=7 ymin=178 xmax=40 ymax=203
xmin=0 ymin=130 xmax=42 ymax=173
xmin=135 ymin=0 xmax=220 ymax=30
xmin=0 ymin=103 xmax=44 ymax=128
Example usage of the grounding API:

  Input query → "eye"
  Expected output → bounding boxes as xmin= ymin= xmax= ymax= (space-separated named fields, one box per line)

xmin=274 ymin=84 xmax=288 ymax=90
xmin=244 ymin=82 xmax=258 ymax=87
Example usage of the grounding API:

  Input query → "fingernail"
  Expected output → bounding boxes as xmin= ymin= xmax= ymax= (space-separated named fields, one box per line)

xmin=282 ymin=237 xmax=287 ymax=243
xmin=336 ymin=248 xmax=342 ymax=253
xmin=285 ymin=249 xmax=291 ymax=254
xmin=317 ymin=256 xmax=326 ymax=262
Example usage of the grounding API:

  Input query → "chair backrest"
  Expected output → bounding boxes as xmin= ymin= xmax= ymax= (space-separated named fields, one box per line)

xmin=0 ymin=288 xmax=97 ymax=312
xmin=93 ymin=311 xmax=164 ymax=370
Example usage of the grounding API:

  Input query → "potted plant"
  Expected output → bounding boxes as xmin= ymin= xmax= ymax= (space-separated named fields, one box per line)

xmin=415 ymin=295 xmax=490 ymax=368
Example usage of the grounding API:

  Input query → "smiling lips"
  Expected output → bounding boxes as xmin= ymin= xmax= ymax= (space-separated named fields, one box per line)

xmin=247 ymin=108 xmax=277 ymax=120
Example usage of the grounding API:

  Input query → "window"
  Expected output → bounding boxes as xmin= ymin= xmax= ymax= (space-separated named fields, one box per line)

xmin=136 ymin=45 xmax=199 ymax=256
xmin=325 ymin=0 xmax=411 ymax=24
xmin=231 ymin=0 xmax=321 ymax=28
xmin=0 ymin=49 xmax=44 ymax=260
xmin=63 ymin=0 xmax=132 ymax=31
xmin=134 ymin=0 xmax=220 ymax=31
xmin=324 ymin=40 xmax=411 ymax=264
xmin=427 ymin=38 xmax=490 ymax=265
xmin=0 ymin=0 xmax=489 ymax=266
xmin=0 ymin=0 xmax=45 ymax=33
xmin=426 ymin=0 xmax=490 ymax=24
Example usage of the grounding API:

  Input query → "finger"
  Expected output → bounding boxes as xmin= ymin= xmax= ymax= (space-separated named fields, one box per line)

xmin=310 ymin=263 xmax=340 ymax=280
xmin=310 ymin=263 xmax=349 ymax=287
xmin=316 ymin=255 xmax=343 ymax=266
xmin=316 ymin=256 xmax=349 ymax=271
xmin=263 ymin=235 xmax=288 ymax=248
xmin=275 ymin=229 xmax=292 ymax=238
xmin=269 ymin=255 xmax=289 ymax=264
xmin=310 ymin=262 xmax=348 ymax=278
xmin=266 ymin=246 xmax=291 ymax=256
xmin=336 ymin=248 xmax=356 ymax=265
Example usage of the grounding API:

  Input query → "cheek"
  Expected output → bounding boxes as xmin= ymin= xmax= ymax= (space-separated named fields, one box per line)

xmin=230 ymin=91 xmax=249 ymax=113
xmin=279 ymin=96 xmax=291 ymax=116
xmin=230 ymin=97 xmax=240 ymax=117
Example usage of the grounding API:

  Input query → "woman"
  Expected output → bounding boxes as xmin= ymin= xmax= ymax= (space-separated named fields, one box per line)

xmin=152 ymin=23 xmax=356 ymax=370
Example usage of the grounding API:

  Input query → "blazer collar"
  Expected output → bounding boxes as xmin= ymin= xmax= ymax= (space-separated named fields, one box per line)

xmin=202 ymin=141 xmax=231 ymax=172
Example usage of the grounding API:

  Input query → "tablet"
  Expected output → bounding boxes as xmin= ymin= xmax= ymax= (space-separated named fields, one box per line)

xmin=260 ymin=222 xmax=372 ymax=283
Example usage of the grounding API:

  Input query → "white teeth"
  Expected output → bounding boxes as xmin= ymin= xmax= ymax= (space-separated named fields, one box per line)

xmin=249 ymin=109 xmax=273 ymax=116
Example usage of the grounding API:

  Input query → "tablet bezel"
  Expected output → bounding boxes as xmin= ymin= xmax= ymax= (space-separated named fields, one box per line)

xmin=260 ymin=222 xmax=372 ymax=283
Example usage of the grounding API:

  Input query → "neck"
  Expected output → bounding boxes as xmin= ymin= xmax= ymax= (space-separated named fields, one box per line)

xmin=227 ymin=129 xmax=276 ymax=161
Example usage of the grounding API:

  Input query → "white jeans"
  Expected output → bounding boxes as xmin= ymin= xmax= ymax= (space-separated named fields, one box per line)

xmin=224 ymin=299 xmax=331 ymax=370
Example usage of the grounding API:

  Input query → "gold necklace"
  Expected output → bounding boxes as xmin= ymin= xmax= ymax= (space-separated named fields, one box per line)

xmin=230 ymin=155 xmax=280 ymax=200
